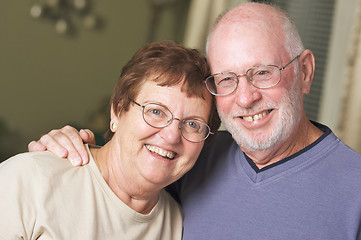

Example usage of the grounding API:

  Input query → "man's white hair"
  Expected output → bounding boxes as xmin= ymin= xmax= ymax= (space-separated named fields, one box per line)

xmin=205 ymin=2 xmax=305 ymax=61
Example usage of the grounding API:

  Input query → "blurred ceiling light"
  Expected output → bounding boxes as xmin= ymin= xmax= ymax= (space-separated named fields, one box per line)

xmin=30 ymin=0 xmax=102 ymax=36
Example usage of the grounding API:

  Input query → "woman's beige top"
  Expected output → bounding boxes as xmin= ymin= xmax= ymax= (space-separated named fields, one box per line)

xmin=0 ymin=145 xmax=182 ymax=239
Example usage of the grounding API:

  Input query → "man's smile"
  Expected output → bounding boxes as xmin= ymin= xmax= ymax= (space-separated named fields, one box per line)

xmin=241 ymin=110 xmax=272 ymax=122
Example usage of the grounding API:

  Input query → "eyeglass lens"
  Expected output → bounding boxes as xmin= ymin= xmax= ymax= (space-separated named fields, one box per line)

xmin=205 ymin=54 xmax=300 ymax=96
xmin=206 ymin=65 xmax=281 ymax=96
xmin=142 ymin=103 xmax=210 ymax=142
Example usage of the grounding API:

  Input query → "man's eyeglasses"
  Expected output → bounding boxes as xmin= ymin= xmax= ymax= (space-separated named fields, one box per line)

xmin=204 ymin=54 xmax=301 ymax=96
xmin=130 ymin=99 xmax=213 ymax=143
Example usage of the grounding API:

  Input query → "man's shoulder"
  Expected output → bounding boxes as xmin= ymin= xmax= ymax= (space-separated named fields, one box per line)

xmin=331 ymin=138 xmax=361 ymax=165
xmin=312 ymin=122 xmax=361 ymax=161
xmin=205 ymin=130 xmax=235 ymax=147
xmin=168 ymin=131 xmax=240 ymax=203
xmin=316 ymin=122 xmax=361 ymax=160
xmin=201 ymin=130 xmax=236 ymax=155
xmin=191 ymin=130 xmax=238 ymax=171
xmin=314 ymin=127 xmax=361 ymax=180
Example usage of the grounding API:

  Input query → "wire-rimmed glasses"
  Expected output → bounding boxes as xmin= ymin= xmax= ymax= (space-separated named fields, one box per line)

xmin=130 ymin=99 xmax=213 ymax=143
xmin=204 ymin=54 xmax=301 ymax=96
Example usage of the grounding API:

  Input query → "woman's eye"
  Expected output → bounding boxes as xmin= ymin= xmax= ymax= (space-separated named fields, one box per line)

xmin=184 ymin=120 xmax=201 ymax=132
xmin=150 ymin=109 xmax=162 ymax=116
xmin=146 ymin=105 xmax=170 ymax=119
xmin=188 ymin=121 xmax=196 ymax=128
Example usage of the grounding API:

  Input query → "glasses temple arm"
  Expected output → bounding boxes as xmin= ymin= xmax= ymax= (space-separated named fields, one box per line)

xmin=280 ymin=54 xmax=301 ymax=70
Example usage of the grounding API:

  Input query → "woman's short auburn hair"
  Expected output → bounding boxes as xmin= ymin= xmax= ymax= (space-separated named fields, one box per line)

xmin=106 ymin=40 xmax=220 ymax=140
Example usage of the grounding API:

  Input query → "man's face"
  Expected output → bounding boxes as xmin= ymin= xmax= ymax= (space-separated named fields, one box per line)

xmin=207 ymin=21 xmax=303 ymax=153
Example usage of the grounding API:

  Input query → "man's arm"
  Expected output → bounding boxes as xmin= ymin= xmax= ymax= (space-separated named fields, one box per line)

xmin=28 ymin=125 xmax=96 ymax=166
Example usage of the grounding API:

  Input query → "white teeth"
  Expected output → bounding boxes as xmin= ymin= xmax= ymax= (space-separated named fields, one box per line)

xmin=243 ymin=111 xmax=269 ymax=122
xmin=146 ymin=145 xmax=175 ymax=159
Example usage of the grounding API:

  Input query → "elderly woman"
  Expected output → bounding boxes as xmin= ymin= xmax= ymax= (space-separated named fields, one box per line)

xmin=0 ymin=41 xmax=220 ymax=239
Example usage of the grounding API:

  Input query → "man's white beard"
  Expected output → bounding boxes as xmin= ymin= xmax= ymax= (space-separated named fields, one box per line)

xmin=219 ymin=81 xmax=302 ymax=152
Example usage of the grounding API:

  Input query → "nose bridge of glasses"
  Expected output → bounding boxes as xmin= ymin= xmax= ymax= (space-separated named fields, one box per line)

xmin=235 ymin=70 xmax=258 ymax=90
xmin=236 ymin=72 xmax=250 ymax=82
xmin=167 ymin=117 xmax=182 ymax=129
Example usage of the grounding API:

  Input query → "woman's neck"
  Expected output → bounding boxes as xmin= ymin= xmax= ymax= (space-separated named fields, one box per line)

xmin=89 ymin=144 xmax=160 ymax=214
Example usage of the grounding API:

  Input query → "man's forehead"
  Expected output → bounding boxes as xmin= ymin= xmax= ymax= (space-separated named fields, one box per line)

xmin=211 ymin=6 xmax=284 ymax=47
xmin=208 ymin=39 xmax=280 ymax=66
xmin=207 ymin=23 xmax=286 ymax=72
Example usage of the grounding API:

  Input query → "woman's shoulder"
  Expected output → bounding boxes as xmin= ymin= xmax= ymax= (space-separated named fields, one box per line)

xmin=0 ymin=151 xmax=75 ymax=179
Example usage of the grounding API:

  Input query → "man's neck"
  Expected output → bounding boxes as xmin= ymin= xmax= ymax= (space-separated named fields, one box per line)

xmin=244 ymin=120 xmax=324 ymax=169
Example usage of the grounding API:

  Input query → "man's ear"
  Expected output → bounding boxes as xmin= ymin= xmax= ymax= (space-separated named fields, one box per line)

xmin=298 ymin=49 xmax=315 ymax=94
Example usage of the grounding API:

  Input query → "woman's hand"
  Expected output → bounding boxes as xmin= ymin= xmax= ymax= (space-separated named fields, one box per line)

xmin=28 ymin=125 xmax=96 ymax=166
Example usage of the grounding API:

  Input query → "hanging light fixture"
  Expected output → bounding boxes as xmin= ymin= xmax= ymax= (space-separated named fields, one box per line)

xmin=30 ymin=0 xmax=102 ymax=36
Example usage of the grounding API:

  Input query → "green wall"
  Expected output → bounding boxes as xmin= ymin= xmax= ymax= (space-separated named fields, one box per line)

xmin=0 ymin=0 xmax=189 ymax=160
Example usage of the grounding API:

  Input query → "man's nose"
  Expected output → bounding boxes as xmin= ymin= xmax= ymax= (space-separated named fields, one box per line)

xmin=234 ymin=75 xmax=262 ymax=108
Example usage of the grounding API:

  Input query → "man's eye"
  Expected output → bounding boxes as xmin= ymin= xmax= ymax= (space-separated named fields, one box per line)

xmin=221 ymin=77 xmax=234 ymax=81
xmin=256 ymin=70 xmax=270 ymax=76
xmin=217 ymin=76 xmax=236 ymax=86
xmin=252 ymin=67 xmax=274 ymax=77
xmin=250 ymin=68 xmax=274 ymax=82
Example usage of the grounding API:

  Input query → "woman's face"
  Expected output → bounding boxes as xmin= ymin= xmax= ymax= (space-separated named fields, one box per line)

xmin=109 ymin=80 xmax=212 ymax=189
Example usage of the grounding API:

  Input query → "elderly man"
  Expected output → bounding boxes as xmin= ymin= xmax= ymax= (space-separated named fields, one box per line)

xmin=29 ymin=2 xmax=361 ymax=240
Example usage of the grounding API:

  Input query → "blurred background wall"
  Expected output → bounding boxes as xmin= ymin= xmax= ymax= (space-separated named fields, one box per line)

xmin=1 ymin=0 xmax=360 ymax=161
xmin=0 ymin=0 xmax=191 ymax=160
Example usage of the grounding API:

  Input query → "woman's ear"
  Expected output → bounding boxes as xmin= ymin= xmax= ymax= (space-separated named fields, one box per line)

xmin=298 ymin=49 xmax=316 ymax=94
xmin=109 ymin=103 xmax=122 ymax=132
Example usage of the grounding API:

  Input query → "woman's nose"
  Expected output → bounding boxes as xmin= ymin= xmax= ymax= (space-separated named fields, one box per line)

xmin=159 ymin=118 xmax=182 ymax=144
